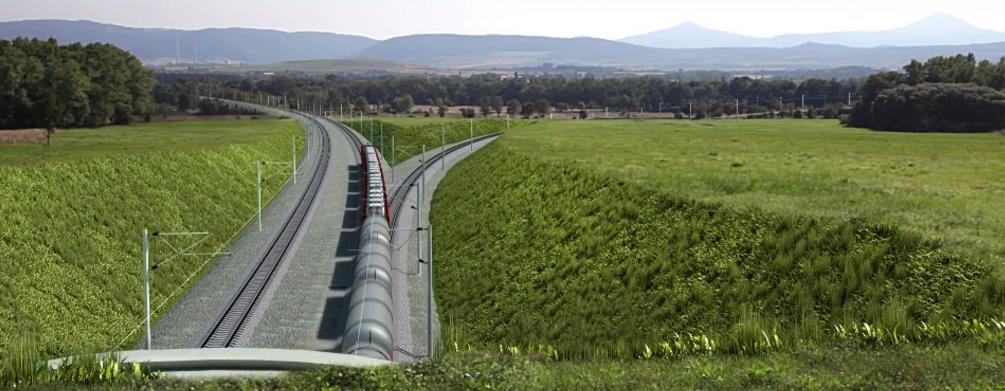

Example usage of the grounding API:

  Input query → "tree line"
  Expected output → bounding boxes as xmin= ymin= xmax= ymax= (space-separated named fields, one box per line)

xmin=0 ymin=38 xmax=156 ymax=130
xmin=155 ymin=73 xmax=863 ymax=120
xmin=849 ymin=54 xmax=1005 ymax=132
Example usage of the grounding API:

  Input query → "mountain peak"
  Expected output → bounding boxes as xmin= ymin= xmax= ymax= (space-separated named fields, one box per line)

xmin=901 ymin=13 xmax=979 ymax=31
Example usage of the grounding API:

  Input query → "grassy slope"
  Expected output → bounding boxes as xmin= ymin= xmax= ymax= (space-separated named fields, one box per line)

xmin=504 ymin=120 xmax=1005 ymax=262
xmin=345 ymin=118 xmax=522 ymax=163
xmin=431 ymin=143 xmax=1005 ymax=357
xmin=0 ymin=120 xmax=303 ymax=356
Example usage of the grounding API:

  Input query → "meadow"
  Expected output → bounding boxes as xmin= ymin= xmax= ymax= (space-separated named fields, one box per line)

xmin=0 ymin=119 xmax=303 ymax=357
xmin=502 ymin=119 xmax=1005 ymax=263
xmin=431 ymin=142 xmax=1005 ymax=358
xmin=0 ymin=119 xmax=294 ymax=165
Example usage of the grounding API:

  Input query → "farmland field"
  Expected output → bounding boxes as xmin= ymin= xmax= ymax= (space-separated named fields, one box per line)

xmin=0 ymin=119 xmax=304 ymax=356
xmin=503 ymin=119 xmax=1005 ymax=262
xmin=0 ymin=119 xmax=296 ymax=166
xmin=429 ymin=118 xmax=1005 ymax=359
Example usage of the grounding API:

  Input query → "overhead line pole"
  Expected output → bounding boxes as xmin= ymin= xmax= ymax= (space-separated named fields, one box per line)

xmin=143 ymin=229 xmax=151 ymax=350
xmin=427 ymin=223 xmax=434 ymax=357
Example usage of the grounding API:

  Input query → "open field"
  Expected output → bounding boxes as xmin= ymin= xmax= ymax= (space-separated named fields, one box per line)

xmin=503 ymin=119 xmax=1005 ymax=262
xmin=431 ymin=142 xmax=1005 ymax=358
xmin=0 ymin=120 xmax=298 ymax=166
xmin=0 ymin=119 xmax=303 ymax=356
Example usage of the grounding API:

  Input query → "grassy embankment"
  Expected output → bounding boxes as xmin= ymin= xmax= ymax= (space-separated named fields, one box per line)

xmin=341 ymin=117 xmax=523 ymax=163
xmin=430 ymin=119 xmax=1005 ymax=359
xmin=0 ymin=119 xmax=304 ymax=358
xmin=505 ymin=119 xmax=1005 ymax=262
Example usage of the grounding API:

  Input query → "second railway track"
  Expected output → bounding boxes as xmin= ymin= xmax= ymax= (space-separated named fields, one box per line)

xmin=198 ymin=115 xmax=334 ymax=348
xmin=197 ymin=112 xmax=492 ymax=350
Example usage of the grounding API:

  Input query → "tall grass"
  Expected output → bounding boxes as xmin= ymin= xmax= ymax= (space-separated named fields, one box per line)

xmin=430 ymin=144 xmax=1005 ymax=359
xmin=0 ymin=332 xmax=157 ymax=387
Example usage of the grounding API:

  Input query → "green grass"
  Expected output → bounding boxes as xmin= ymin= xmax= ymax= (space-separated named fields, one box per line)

xmin=0 ymin=119 xmax=303 ymax=357
xmin=503 ymin=119 xmax=1005 ymax=263
xmin=343 ymin=118 xmax=523 ymax=163
xmin=23 ymin=344 xmax=1005 ymax=389
xmin=430 ymin=140 xmax=1005 ymax=358
xmin=0 ymin=119 xmax=298 ymax=166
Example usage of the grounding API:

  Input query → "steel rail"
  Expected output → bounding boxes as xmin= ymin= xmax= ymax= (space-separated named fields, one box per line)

xmin=198 ymin=114 xmax=332 ymax=348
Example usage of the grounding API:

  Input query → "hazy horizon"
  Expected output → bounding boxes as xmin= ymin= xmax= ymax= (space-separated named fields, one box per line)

xmin=1 ymin=0 xmax=1003 ymax=40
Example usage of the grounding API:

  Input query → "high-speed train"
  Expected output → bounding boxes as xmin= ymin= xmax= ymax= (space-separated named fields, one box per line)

xmin=341 ymin=145 xmax=394 ymax=360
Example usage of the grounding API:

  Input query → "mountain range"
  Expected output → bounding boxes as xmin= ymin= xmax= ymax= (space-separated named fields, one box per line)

xmin=623 ymin=14 xmax=1005 ymax=49
xmin=1 ymin=15 xmax=1004 ymax=72
xmin=0 ymin=19 xmax=376 ymax=64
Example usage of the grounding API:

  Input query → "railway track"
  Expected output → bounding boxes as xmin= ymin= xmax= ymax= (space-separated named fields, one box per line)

xmin=387 ymin=133 xmax=500 ymax=229
xmin=198 ymin=115 xmax=333 ymax=348
xmin=197 ymin=111 xmax=491 ymax=349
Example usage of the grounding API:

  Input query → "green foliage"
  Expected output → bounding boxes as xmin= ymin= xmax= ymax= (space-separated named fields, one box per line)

xmin=430 ymin=143 xmax=1005 ymax=359
xmin=0 ymin=120 xmax=302 ymax=356
xmin=849 ymin=54 xmax=1005 ymax=131
xmin=870 ymin=83 xmax=1005 ymax=131
xmin=0 ymin=37 xmax=155 ymax=129
xmin=155 ymin=72 xmax=860 ymax=120
xmin=0 ymin=333 xmax=158 ymax=387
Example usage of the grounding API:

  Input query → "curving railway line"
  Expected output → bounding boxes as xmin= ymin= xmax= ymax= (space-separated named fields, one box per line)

xmin=196 ymin=110 xmax=496 ymax=358
xmin=197 ymin=115 xmax=351 ymax=348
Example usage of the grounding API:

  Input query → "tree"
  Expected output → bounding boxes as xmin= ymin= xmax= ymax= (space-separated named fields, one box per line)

xmin=488 ymin=96 xmax=504 ymax=116
xmin=534 ymin=99 xmax=551 ymax=117
xmin=521 ymin=102 xmax=535 ymax=118
xmin=436 ymin=98 xmax=448 ymax=118
xmin=355 ymin=97 xmax=370 ymax=114
xmin=506 ymin=99 xmax=521 ymax=117
xmin=479 ymin=98 xmax=492 ymax=117
xmin=0 ymin=38 xmax=154 ymax=130
xmin=391 ymin=95 xmax=414 ymax=114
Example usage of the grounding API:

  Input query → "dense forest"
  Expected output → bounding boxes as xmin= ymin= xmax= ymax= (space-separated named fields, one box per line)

xmin=849 ymin=54 xmax=1005 ymax=132
xmin=0 ymin=38 xmax=156 ymax=130
xmin=155 ymin=73 xmax=862 ymax=119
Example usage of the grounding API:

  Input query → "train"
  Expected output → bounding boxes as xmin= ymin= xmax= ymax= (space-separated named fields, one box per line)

xmin=341 ymin=145 xmax=395 ymax=361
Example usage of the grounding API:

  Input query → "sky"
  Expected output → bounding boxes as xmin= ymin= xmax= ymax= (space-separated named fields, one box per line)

xmin=1 ymin=0 xmax=1003 ymax=40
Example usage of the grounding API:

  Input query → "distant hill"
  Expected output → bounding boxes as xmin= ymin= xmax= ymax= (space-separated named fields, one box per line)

xmin=352 ymin=34 xmax=664 ymax=68
xmin=624 ymin=14 xmax=1005 ymax=49
xmin=355 ymin=36 xmax=1005 ymax=71
xmin=4 ymin=19 xmax=1005 ymax=72
xmin=0 ymin=20 xmax=377 ymax=64
xmin=200 ymin=59 xmax=448 ymax=76
xmin=622 ymin=22 xmax=762 ymax=49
